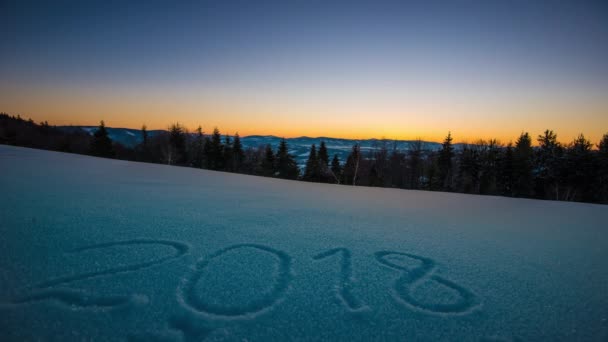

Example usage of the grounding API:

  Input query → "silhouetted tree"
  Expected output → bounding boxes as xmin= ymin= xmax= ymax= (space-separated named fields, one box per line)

xmin=276 ymin=138 xmax=299 ymax=179
xmin=535 ymin=130 xmax=563 ymax=199
xmin=89 ymin=121 xmax=115 ymax=158
xmin=479 ymin=139 xmax=501 ymax=195
xmin=498 ymin=143 xmax=515 ymax=196
xmin=224 ymin=135 xmax=234 ymax=172
xmin=203 ymin=136 xmax=213 ymax=168
xmin=317 ymin=141 xmax=333 ymax=182
xmin=137 ymin=124 xmax=151 ymax=162
xmin=330 ymin=154 xmax=342 ymax=184
xmin=318 ymin=141 xmax=329 ymax=167
xmin=437 ymin=132 xmax=454 ymax=191
xmin=261 ymin=144 xmax=276 ymax=176
xmin=389 ymin=145 xmax=406 ymax=188
xmin=512 ymin=132 xmax=533 ymax=197
xmin=232 ymin=133 xmax=245 ymax=172
xmin=424 ymin=153 xmax=440 ymax=190
xmin=342 ymin=144 xmax=361 ymax=185
xmin=457 ymin=144 xmax=481 ymax=193
xmin=167 ymin=123 xmax=187 ymax=165
xmin=369 ymin=141 xmax=390 ymax=187
xmin=303 ymin=144 xmax=319 ymax=182
xmin=190 ymin=126 xmax=205 ymax=168
xmin=563 ymin=134 xmax=594 ymax=202
xmin=208 ymin=128 xmax=224 ymax=170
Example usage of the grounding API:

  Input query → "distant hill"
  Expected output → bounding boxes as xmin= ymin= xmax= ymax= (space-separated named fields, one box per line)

xmin=57 ymin=126 xmax=460 ymax=167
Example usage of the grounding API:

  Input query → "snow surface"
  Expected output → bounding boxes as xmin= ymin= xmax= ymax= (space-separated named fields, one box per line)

xmin=1 ymin=145 xmax=607 ymax=341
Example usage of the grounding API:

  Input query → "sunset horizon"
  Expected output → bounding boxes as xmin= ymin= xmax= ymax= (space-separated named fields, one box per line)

xmin=2 ymin=1 xmax=607 ymax=145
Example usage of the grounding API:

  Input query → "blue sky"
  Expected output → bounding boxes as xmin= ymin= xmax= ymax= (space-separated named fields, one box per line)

xmin=1 ymin=0 xmax=607 ymax=142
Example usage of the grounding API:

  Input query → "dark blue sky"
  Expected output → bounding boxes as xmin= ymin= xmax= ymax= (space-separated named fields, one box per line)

xmin=1 ymin=0 xmax=607 ymax=141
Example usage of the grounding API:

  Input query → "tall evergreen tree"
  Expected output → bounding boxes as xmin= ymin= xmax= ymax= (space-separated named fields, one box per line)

xmin=330 ymin=154 xmax=342 ymax=184
xmin=437 ymin=132 xmax=454 ymax=191
xmin=168 ymin=123 xmax=187 ymax=165
xmin=479 ymin=139 xmax=501 ymax=195
xmin=89 ymin=120 xmax=115 ymax=158
xmin=513 ymin=132 xmax=534 ymax=197
xmin=535 ymin=130 xmax=563 ymax=199
xmin=424 ymin=153 xmax=440 ymax=190
xmin=317 ymin=141 xmax=332 ymax=182
xmin=138 ymin=124 xmax=150 ymax=162
xmin=223 ymin=135 xmax=234 ymax=171
xmin=232 ymin=133 xmax=245 ymax=172
xmin=564 ymin=134 xmax=594 ymax=202
xmin=209 ymin=127 xmax=224 ymax=170
xmin=203 ymin=136 xmax=213 ymax=169
xmin=141 ymin=124 xmax=148 ymax=148
xmin=303 ymin=144 xmax=319 ymax=181
xmin=342 ymin=144 xmax=361 ymax=185
xmin=276 ymin=138 xmax=299 ymax=179
xmin=191 ymin=126 xmax=205 ymax=168
xmin=369 ymin=141 xmax=389 ymax=187
xmin=261 ymin=144 xmax=276 ymax=176
xmin=457 ymin=144 xmax=481 ymax=193
xmin=389 ymin=147 xmax=406 ymax=188
xmin=498 ymin=143 xmax=515 ymax=196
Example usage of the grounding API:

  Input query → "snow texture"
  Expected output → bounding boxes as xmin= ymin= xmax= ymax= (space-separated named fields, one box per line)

xmin=1 ymin=145 xmax=607 ymax=341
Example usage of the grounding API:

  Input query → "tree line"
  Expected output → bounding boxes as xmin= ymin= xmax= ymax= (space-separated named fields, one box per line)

xmin=1 ymin=112 xmax=607 ymax=204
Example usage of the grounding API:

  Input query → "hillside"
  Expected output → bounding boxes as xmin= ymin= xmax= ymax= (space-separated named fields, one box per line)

xmin=1 ymin=145 xmax=607 ymax=341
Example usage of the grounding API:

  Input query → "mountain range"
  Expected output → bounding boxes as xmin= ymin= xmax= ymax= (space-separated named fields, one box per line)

xmin=58 ymin=126 xmax=460 ymax=167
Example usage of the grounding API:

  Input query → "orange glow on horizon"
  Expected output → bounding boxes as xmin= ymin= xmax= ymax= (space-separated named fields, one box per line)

xmin=1 ymin=84 xmax=607 ymax=145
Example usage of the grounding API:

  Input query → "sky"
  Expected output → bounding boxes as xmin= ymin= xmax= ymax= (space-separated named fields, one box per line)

xmin=1 ymin=0 xmax=607 ymax=143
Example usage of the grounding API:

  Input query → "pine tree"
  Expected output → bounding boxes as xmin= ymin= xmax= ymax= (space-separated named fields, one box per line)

xmin=318 ymin=141 xmax=330 ymax=178
xmin=479 ymin=139 xmax=500 ymax=195
xmin=330 ymin=154 xmax=342 ymax=184
xmin=168 ymin=123 xmax=187 ymax=165
xmin=342 ymin=144 xmax=361 ymax=185
xmin=303 ymin=144 xmax=319 ymax=181
xmin=535 ymin=130 xmax=563 ymax=199
xmin=498 ymin=143 xmax=515 ymax=196
xmin=142 ymin=125 xmax=148 ymax=148
xmin=191 ymin=126 xmax=205 ymax=168
xmin=232 ymin=133 xmax=245 ymax=172
xmin=564 ymin=134 xmax=594 ymax=202
xmin=513 ymin=132 xmax=533 ymax=197
xmin=209 ymin=127 xmax=224 ymax=170
xmin=224 ymin=135 xmax=233 ymax=172
xmin=138 ymin=124 xmax=150 ymax=162
xmin=203 ymin=136 xmax=213 ymax=169
xmin=261 ymin=144 xmax=276 ymax=176
xmin=425 ymin=153 xmax=440 ymax=190
xmin=437 ymin=132 xmax=454 ymax=191
xmin=388 ymin=146 xmax=406 ymax=188
xmin=276 ymin=138 xmax=299 ymax=179
xmin=457 ymin=144 xmax=481 ymax=193
xmin=89 ymin=120 xmax=115 ymax=158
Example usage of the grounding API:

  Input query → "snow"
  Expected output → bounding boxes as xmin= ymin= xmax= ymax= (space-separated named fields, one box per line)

xmin=1 ymin=145 xmax=607 ymax=341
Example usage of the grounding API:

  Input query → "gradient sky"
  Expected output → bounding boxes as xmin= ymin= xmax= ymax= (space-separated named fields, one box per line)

xmin=1 ymin=0 xmax=607 ymax=143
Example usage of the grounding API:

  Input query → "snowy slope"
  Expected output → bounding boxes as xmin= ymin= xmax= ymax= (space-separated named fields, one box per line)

xmin=1 ymin=145 xmax=607 ymax=341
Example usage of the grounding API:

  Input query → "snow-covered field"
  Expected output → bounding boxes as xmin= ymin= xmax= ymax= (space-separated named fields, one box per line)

xmin=1 ymin=145 xmax=607 ymax=341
